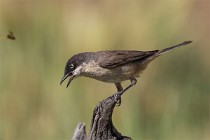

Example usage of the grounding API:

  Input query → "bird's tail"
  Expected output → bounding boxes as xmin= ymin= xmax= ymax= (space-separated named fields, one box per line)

xmin=157 ymin=40 xmax=192 ymax=56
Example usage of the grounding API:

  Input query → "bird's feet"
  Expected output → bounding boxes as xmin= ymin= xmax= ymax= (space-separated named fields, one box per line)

xmin=113 ymin=77 xmax=137 ymax=107
xmin=114 ymin=92 xmax=122 ymax=106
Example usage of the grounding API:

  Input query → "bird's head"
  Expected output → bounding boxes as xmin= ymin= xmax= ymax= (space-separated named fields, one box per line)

xmin=60 ymin=53 xmax=88 ymax=88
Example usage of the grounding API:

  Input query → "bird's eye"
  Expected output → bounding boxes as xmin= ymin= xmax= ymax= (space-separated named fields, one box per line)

xmin=70 ymin=63 xmax=75 ymax=69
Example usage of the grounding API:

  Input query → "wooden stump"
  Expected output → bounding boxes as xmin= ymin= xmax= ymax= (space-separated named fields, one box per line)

xmin=71 ymin=94 xmax=131 ymax=140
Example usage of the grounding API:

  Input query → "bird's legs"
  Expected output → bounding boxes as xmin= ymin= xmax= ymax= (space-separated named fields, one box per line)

xmin=114 ymin=77 xmax=137 ymax=106
xmin=114 ymin=83 xmax=123 ymax=106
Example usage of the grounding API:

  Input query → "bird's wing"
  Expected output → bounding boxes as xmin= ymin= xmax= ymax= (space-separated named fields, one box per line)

xmin=98 ymin=50 xmax=158 ymax=68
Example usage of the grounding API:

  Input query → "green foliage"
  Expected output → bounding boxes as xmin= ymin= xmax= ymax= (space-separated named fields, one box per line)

xmin=0 ymin=1 xmax=209 ymax=140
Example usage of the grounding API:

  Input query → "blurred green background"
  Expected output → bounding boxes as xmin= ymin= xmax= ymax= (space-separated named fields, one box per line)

xmin=0 ymin=0 xmax=209 ymax=140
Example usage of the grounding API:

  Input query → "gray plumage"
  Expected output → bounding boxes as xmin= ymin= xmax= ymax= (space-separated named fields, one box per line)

xmin=60 ymin=41 xmax=192 ymax=105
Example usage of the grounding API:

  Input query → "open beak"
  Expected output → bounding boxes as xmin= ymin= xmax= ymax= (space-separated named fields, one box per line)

xmin=60 ymin=73 xmax=75 ymax=88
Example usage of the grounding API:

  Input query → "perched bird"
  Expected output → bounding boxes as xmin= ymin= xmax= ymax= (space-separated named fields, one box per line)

xmin=60 ymin=41 xmax=192 ymax=105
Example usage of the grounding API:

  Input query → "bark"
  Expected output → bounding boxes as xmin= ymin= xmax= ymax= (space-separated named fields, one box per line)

xmin=71 ymin=94 xmax=131 ymax=140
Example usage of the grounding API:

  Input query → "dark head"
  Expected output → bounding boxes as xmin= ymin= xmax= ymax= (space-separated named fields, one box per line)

xmin=60 ymin=53 xmax=90 ymax=88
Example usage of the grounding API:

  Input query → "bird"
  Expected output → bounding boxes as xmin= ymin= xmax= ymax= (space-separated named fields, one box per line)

xmin=60 ymin=41 xmax=192 ymax=105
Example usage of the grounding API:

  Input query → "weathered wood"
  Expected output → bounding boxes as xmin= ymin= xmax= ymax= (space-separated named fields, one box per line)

xmin=71 ymin=93 xmax=131 ymax=140
xmin=72 ymin=123 xmax=87 ymax=140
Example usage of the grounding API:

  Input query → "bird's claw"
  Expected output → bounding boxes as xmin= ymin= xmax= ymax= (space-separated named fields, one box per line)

xmin=114 ymin=92 xmax=122 ymax=107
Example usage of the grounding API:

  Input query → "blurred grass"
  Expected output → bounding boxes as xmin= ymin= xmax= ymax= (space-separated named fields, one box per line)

xmin=0 ymin=1 xmax=209 ymax=140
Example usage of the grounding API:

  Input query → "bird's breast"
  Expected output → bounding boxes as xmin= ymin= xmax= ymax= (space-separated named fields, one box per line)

xmin=80 ymin=61 xmax=147 ymax=83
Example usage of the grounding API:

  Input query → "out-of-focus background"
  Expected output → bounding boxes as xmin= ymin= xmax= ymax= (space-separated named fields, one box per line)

xmin=0 ymin=0 xmax=209 ymax=140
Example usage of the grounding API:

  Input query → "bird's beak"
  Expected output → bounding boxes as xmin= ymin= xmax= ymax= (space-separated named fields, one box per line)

xmin=60 ymin=73 xmax=75 ymax=88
